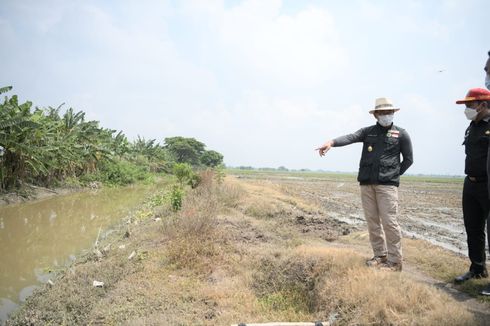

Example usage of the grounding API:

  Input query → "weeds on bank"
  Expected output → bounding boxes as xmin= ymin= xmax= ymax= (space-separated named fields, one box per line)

xmin=6 ymin=240 xmax=144 ymax=326
xmin=162 ymin=171 xmax=241 ymax=272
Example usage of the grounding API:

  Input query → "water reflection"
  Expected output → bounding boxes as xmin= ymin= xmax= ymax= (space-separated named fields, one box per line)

xmin=0 ymin=185 xmax=154 ymax=324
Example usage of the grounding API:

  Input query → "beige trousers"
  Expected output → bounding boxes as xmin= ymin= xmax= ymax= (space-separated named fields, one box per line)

xmin=360 ymin=185 xmax=402 ymax=264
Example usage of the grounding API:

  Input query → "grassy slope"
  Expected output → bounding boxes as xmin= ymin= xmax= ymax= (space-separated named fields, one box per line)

xmin=6 ymin=171 xmax=488 ymax=325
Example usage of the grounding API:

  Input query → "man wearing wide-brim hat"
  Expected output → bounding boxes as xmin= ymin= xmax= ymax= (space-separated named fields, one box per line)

xmin=454 ymin=88 xmax=490 ymax=297
xmin=316 ymin=97 xmax=413 ymax=271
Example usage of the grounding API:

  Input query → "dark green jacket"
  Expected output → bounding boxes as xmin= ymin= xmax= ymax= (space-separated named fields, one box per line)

xmin=333 ymin=123 xmax=413 ymax=187
xmin=464 ymin=118 xmax=489 ymax=178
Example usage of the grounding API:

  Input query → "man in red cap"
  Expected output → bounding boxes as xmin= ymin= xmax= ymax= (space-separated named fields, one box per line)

xmin=316 ymin=97 xmax=413 ymax=272
xmin=454 ymin=88 xmax=490 ymax=296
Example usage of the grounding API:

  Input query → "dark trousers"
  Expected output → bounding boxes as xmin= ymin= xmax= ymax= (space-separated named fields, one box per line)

xmin=462 ymin=177 xmax=490 ymax=273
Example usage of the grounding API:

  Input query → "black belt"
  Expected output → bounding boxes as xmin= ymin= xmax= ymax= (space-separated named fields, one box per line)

xmin=467 ymin=176 xmax=488 ymax=183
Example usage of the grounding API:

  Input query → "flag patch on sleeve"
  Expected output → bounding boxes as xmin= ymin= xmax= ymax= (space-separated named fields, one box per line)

xmin=388 ymin=130 xmax=400 ymax=138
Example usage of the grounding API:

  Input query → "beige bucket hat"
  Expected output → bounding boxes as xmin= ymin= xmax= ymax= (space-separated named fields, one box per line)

xmin=369 ymin=97 xmax=400 ymax=114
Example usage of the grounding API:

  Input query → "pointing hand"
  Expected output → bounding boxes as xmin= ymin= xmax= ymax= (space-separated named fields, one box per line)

xmin=315 ymin=140 xmax=334 ymax=157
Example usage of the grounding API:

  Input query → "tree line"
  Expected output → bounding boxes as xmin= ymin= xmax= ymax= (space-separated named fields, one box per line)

xmin=0 ymin=86 xmax=223 ymax=192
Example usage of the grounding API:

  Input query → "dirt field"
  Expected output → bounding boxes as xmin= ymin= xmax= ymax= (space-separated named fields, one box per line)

xmin=234 ymin=171 xmax=468 ymax=255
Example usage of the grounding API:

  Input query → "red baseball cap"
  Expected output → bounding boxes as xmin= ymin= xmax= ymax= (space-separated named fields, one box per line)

xmin=456 ymin=88 xmax=490 ymax=104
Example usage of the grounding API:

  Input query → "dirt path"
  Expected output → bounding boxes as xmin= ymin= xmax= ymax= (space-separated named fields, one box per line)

xmin=403 ymin=264 xmax=490 ymax=323
xmin=318 ymin=240 xmax=490 ymax=324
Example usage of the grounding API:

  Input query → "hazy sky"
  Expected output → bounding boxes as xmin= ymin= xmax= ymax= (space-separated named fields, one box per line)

xmin=0 ymin=0 xmax=488 ymax=175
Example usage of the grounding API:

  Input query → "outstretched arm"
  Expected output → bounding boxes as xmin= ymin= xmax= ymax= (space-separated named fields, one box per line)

xmin=315 ymin=128 xmax=366 ymax=157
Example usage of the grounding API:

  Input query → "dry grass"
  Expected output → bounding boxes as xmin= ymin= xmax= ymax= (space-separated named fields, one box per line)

xmin=237 ymin=179 xmax=319 ymax=220
xmin=161 ymin=174 xmax=243 ymax=272
xmin=340 ymin=231 xmax=472 ymax=282
xmin=403 ymin=238 xmax=470 ymax=280
xmin=217 ymin=176 xmax=244 ymax=209
xmin=252 ymin=245 xmax=476 ymax=326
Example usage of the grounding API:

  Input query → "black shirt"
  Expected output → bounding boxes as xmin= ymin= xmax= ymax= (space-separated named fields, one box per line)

xmin=333 ymin=123 xmax=413 ymax=186
xmin=464 ymin=118 xmax=490 ymax=177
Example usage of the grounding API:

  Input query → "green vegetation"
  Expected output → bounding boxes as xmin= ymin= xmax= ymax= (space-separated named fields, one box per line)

xmin=227 ymin=167 xmax=463 ymax=184
xmin=172 ymin=163 xmax=196 ymax=187
xmin=200 ymin=150 xmax=224 ymax=168
xmin=0 ymin=86 xmax=224 ymax=193
xmin=164 ymin=136 xmax=223 ymax=168
xmin=169 ymin=184 xmax=184 ymax=212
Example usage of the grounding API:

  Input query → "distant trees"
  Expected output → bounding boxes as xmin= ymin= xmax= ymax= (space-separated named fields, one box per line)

xmin=163 ymin=137 xmax=205 ymax=165
xmin=0 ymin=86 xmax=224 ymax=192
xmin=130 ymin=136 xmax=173 ymax=173
xmin=236 ymin=166 xmax=254 ymax=170
xmin=163 ymin=137 xmax=223 ymax=168
xmin=200 ymin=150 xmax=224 ymax=168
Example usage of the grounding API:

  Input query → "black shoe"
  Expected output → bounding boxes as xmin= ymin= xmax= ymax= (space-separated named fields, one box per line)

xmin=454 ymin=270 xmax=488 ymax=284
xmin=480 ymin=283 xmax=490 ymax=296
xmin=366 ymin=256 xmax=387 ymax=267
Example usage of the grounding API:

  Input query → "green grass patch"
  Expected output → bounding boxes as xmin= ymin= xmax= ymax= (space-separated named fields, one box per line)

xmin=226 ymin=168 xmax=463 ymax=184
xmin=258 ymin=290 xmax=310 ymax=313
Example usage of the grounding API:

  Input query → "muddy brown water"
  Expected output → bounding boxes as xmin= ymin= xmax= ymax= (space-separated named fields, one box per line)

xmin=0 ymin=185 xmax=157 ymax=324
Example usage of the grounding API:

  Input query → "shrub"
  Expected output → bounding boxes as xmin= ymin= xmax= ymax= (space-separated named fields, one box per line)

xmin=148 ymin=191 xmax=166 ymax=208
xmin=188 ymin=173 xmax=201 ymax=189
xmin=172 ymin=163 xmax=194 ymax=186
xmin=80 ymin=160 xmax=150 ymax=186
xmin=169 ymin=185 xmax=184 ymax=212
xmin=214 ymin=165 xmax=225 ymax=184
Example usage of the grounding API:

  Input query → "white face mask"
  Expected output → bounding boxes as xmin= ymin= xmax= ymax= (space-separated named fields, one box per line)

xmin=485 ymin=74 xmax=490 ymax=90
xmin=376 ymin=114 xmax=394 ymax=127
xmin=464 ymin=107 xmax=478 ymax=121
